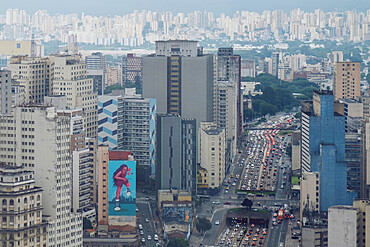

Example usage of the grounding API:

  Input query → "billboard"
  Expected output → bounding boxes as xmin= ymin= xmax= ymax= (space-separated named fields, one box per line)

xmin=108 ymin=160 xmax=136 ymax=226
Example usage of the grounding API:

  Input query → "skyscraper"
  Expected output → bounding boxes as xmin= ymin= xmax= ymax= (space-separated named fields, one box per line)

xmin=199 ymin=122 xmax=226 ymax=194
xmin=85 ymin=52 xmax=106 ymax=70
xmin=300 ymin=90 xmax=356 ymax=211
xmin=216 ymin=47 xmax=242 ymax=161
xmin=122 ymin=53 xmax=142 ymax=86
xmin=0 ymin=106 xmax=83 ymax=247
xmin=117 ymin=93 xmax=156 ymax=172
xmin=52 ymin=55 xmax=98 ymax=138
xmin=0 ymin=70 xmax=11 ymax=114
xmin=333 ymin=62 xmax=361 ymax=101
xmin=9 ymin=56 xmax=53 ymax=104
xmin=155 ymin=114 xmax=197 ymax=194
xmin=143 ymin=40 xmax=214 ymax=125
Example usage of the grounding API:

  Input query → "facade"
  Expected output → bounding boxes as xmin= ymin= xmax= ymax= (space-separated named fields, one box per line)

xmin=9 ymin=56 xmax=53 ymax=104
xmin=216 ymin=47 xmax=242 ymax=160
xmin=361 ymin=117 xmax=370 ymax=198
xmin=328 ymin=206 xmax=358 ymax=247
xmin=241 ymin=59 xmax=255 ymax=77
xmin=0 ymin=70 xmax=11 ymax=115
xmin=291 ymin=130 xmax=301 ymax=171
xmin=199 ymin=122 xmax=226 ymax=190
xmin=97 ymin=148 xmax=136 ymax=230
xmin=335 ymin=98 xmax=363 ymax=133
xmin=333 ymin=62 xmax=361 ymax=101
xmin=300 ymin=90 xmax=355 ymax=211
xmin=155 ymin=114 xmax=197 ymax=194
xmin=117 ymin=94 xmax=156 ymax=171
xmin=300 ymin=172 xmax=320 ymax=217
xmin=215 ymin=81 xmax=238 ymax=161
xmin=85 ymin=52 xmax=106 ymax=71
xmin=0 ymin=40 xmax=35 ymax=56
xmin=0 ymin=106 xmax=83 ymax=247
xmin=271 ymin=52 xmax=279 ymax=78
xmin=0 ymin=163 xmax=48 ymax=247
xmin=87 ymin=70 xmax=105 ymax=95
xmin=143 ymin=40 xmax=214 ymax=126
xmin=98 ymin=95 xmax=119 ymax=149
xmin=52 ymin=55 xmax=98 ymax=138
xmin=353 ymin=200 xmax=370 ymax=247
xmin=345 ymin=133 xmax=361 ymax=197
xmin=122 ymin=53 xmax=142 ymax=86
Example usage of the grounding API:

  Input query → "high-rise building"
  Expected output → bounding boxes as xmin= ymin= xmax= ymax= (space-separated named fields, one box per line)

xmin=52 ymin=55 xmax=98 ymax=138
xmin=85 ymin=52 xmax=106 ymax=70
xmin=361 ymin=117 xmax=370 ymax=198
xmin=117 ymin=93 xmax=156 ymax=172
xmin=0 ymin=70 xmax=11 ymax=114
xmin=143 ymin=40 xmax=214 ymax=126
xmin=199 ymin=122 xmax=226 ymax=192
xmin=241 ymin=59 xmax=255 ymax=77
xmin=86 ymin=52 xmax=106 ymax=95
xmin=216 ymin=47 xmax=242 ymax=161
xmin=97 ymin=148 xmax=137 ymax=235
xmin=271 ymin=52 xmax=280 ymax=78
xmin=300 ymin=90 xmax=355 ymax=211
xmin=57 ymin=109 xmax=97 ymax=220
xmin=9 ymin=56 xmax=53 ymax=104
xmin=328 ymin=206 xmax=358 ymax=247
xmin=333 ymin=62 xmax=361 ymax=101
xmin=87 ymin=70 xmax=105 ymax=95
xmin=352 ymin=199 xmax=370 ymax=246
xmin=214 ymin=81 xmax=238 ymax=161
xmin=122 ymin=53 xmax=142 ymax=86
xmin=98 ymin=95 xmax=119 ymax=149
xmin=155 ymin=114 xmax=197 ymax=194
xmin=0 ymin=163 xmax=48 ymax=247
xmin=345 ymin=133 xmax=361 ymax=197
xmin=0 ymin=106 xmax=83 ymax=247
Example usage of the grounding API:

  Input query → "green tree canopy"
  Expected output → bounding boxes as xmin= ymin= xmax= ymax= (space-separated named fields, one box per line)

xmin=195 ymin=217 xmax=212 ymax=234
xmin=167 ymin=238 xmax=189 ymax=247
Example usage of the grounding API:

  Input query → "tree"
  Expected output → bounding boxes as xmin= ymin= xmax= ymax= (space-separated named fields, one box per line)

xmin=167 ymin=238 xmax=189 ymax=247
xmin=195 ymin=217 xmax=212 ymax=234
xmin=241 ymin=198 xmax=253 ymax=210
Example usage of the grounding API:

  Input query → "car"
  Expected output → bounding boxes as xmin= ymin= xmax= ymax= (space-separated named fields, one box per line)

xmin=226 ymin=186 xmax=230 ymax=190
xmin=138 ymin=224 xmax=143 ymax=230
xmin=145 ymin=218 xmax=149 ymax=223
xmin=232 ymin=182 xmax=236 ymax=186
xmin=140 ymin=230 xmax=144 ymax=235
xmin=273 ymin=221 xmax=278 ymax=226
xmin=215 ymin=220 xmax=220 ymax=225
xmin=225 ymin=190 xmax=229 ymax=193
xmin=141 ymin=237 xmax=146 ymax=243
xmin=136 ymin=207 xmax=139 ymax=212
xmin=154 ymin=234 xmax=159 ymax=241
xmin=147 ymin=235 xmax=151 ymax=240
xmin=156 ymin=243 xmax=161 ymax=247
xmin=224 ymin=201 xmax=231 ymax=205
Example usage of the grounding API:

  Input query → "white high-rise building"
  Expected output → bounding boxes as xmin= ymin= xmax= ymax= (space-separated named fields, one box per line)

xmin=328 ymin=205 xmax=358 ymax=247
xmin=51 ymin=55 xmax=98 ymax=138
xmin=0 ymin=106 xmax=83 ymax=247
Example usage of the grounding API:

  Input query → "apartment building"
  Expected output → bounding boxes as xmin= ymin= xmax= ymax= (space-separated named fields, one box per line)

xmin=52 ymin=55 xmax=98 ymax=138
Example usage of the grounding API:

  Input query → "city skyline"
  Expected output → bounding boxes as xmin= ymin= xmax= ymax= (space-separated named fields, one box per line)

xmin=1 ymin=0 xmax=370 ymax=16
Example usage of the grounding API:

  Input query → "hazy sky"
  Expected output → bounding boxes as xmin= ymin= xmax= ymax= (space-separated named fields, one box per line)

xmin=2 ymin=0 xmax=370 ymax=16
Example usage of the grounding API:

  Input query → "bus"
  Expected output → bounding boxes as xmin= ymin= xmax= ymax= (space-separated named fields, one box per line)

xmin=278 ymin=209 xmax=284 ymax=220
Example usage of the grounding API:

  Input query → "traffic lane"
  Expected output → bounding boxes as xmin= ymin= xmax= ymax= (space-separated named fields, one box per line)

xmin=137 ymin=202 xmax=158 ymax=247
xmin=202 ymin=208 xmax=230 ymax=246
xmin=267 ymin=223 xmax=283 ymax=247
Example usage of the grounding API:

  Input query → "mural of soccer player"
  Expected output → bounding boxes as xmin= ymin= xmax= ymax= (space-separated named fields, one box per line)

xmin=113 ymin=164 xmax=131 ymax=211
